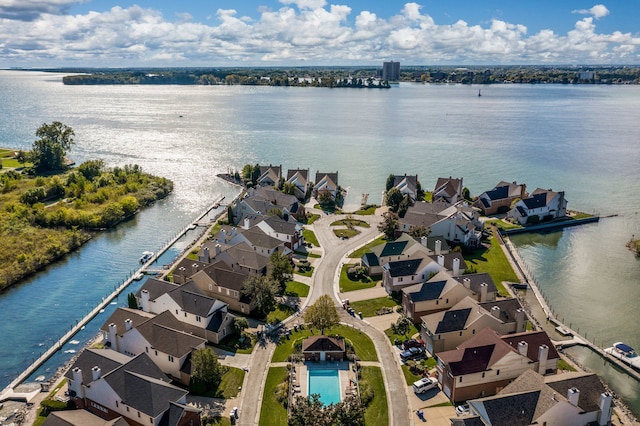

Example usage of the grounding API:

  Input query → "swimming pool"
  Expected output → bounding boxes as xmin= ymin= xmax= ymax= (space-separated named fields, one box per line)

xmin=308 ymin=368 xmax=341 ymax=405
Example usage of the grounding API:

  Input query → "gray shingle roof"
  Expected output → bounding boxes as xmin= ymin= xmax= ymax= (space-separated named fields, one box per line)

xmin=386 ymin=258 xmax=423 ymax=277
xmin=136 ymin=278 xmax=179 ymax=303
xmin=453 ymin=273 xmax=497 ymax=296
xmin=435 ymin=308 xmax=472 ymax=334
xmin=136 ymin=320 xmax=206 ymax=358
xmin=100 ymin=308 xmax=154 ymax=336
xmin=403 ymin=280 xmax=447 ymax=302
xmin=64 ymin=348 xmax=131 ymax=384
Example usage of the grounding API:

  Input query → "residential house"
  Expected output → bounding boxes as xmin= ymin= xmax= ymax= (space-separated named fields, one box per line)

xmin=302 ymin=336 xmax=346 ymax=362
xmin=136 ymin=280 xmax=234 ymax=344
xmin=420 ymin=297 xmax=527 ymax=354
xmin=256 ymin=164 xmax=282 ymax=187
xmin=191 ymin=261 xmax=255 ymax=314
xmin=198 ymin=241 xmax=269 ymax=276
xmin=256 ymin=215 xmax=304 ymax=250
xmin=286 ymin=168 xmax=310 ymax=200
xmin=473 ymin=181 xmax=528 ymax=216
xmin=253 ymin=187 xmax=305 ymax=221
xmin=42 ymin=410 xmax=129 ymax=426
xmin=381 ymin=254 xmax=442 ymax=294
xmin=507 ymin=188 xmax=568 ymax=225
xmin=402 ymin=270 xmax=496 ymax=323
xmin=65 ymin=349 xmax=201 ymax=426
xmin=101 ymin=309 xmax=207 ymax=386
xmin=313 ymin=171 xmax=339 ymax=199
xmin=391 ymin=174 xmax=420 ymax=201
xmin=436 ymin=328 xmax=559 ymax=403
xmin=433 ymin=176 xmax=463 ymax=204
xmin=454 ymin=369 xmax=613 ymax=426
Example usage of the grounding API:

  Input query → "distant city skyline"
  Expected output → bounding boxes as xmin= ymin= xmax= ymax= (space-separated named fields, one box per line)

xmin=0 ymin=1 xmax=638 ymax=67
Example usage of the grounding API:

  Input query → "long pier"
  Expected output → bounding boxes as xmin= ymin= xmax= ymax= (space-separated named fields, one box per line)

xmin=501 ymin=232 xmax=640 ymax=385
xmin=0 ymin=196 xmax=226 ymax=403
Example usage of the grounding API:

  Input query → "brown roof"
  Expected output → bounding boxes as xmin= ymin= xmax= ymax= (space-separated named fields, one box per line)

xmin=437 ymin=328 xmax=517 ymax=375
xmin=501 ymin=330 xmax=560 ymax=362
xmin=302 ymin=336 xmax=345 ymax=353
xmin=100 ymin=307 xmax=155 ymax=336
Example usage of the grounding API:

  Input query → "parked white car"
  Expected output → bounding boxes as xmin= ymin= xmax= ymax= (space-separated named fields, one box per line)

xmin=412 ymin=377 xmax=438 ymax=394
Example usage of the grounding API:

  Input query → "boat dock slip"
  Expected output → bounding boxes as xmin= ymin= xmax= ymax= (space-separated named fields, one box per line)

xmin=0 ymin=195 xmax=227 ymax=403
xmin=502 ymin=233 xmax=640 ymax=384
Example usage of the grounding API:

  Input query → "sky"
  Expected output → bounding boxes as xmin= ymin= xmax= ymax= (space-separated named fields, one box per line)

xmin=0 ymin=0 xmax=639 ymax=67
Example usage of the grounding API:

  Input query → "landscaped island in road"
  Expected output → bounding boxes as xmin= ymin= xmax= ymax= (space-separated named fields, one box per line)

xmin=0 ymin=146 xmax=173 ymax=290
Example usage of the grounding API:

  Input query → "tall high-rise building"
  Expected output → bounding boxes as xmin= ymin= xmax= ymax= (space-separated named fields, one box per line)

xmin=382 ymin=61 xmax=400 ymax=81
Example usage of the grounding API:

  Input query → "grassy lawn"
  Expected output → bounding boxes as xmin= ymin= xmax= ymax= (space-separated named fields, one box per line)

xmin=484 ymin=218 xmax=523 ymax=231
xmin=285 ymin=280 xmax=310 ymax=297
xmin=348 ymin=296 xmax=398 ymax=317
xmin=302 ymin=228 xmax=320 ymax=247
xmin=295 ymin=266 xmax=314 ymax=277
xmin=349 ymin=235 xmax=386 ymax=258
xmin=214 ymin=333 xmax=256 ymax=355
xmin=401 ymin=364 xmax=422 ymax=385
xmin=203 ymin=417 xmax=232 ymax=426
xmin=384 ymin=323 xmax=421 ymax=345
xmin=339 ymin=264 xmax=377 ymax=292
xmin=259 ymin=367 xmax=288 ymax=426
xmin=293 ymin=249 xmax=321 ymax=258
xmin=266 ymin=303 xmax=297 ymax=324
xmin=464 ymin=236 xmax=518 ymax=296
xmin=272 ymin=324 xmax=378 ymax=362
xmin=330 ymin=218 xmax=370 ymax=228
xmin=352 ymin=205 xmax=377 ymax=215
xmin=203 ymin=367 xmax=245 ymax=398
xmin=558 ymin=359 xmax=577 ymax=372
xmin=362 ymin=366 xmax=388 ymax=426
xmin=569 ymin=210 xmax=595 ymax=220
xmin=304 ymin=213 xmax=321 ymax=224
xmin=333 ymin=228 xmax=360 ymax=238
xmin=422 ymin=191 xmax=433 ymax=202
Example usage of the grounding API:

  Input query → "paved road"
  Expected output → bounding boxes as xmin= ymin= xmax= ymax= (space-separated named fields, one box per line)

xmin=240 ymin=209 xmax=411 ymax=426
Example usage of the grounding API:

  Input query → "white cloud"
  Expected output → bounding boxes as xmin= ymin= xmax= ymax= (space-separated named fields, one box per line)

xmin=0 ymin=1 xmax=636 ymax=67
xmin=0 ymin=0 xmax=84 ymax=20
xmin=572 ymin=4 xmax=609 ymax=19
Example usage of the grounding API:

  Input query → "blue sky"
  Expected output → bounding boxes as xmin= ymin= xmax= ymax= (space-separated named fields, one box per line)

xmin=0 ymin=0 xmax=638 ymax=67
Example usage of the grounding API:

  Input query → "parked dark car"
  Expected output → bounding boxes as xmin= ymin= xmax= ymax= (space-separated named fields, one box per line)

xmin=403 ymin=338 xmax=425 ymax=350
xmin=400 ymin=346 xmax=426 ymax=361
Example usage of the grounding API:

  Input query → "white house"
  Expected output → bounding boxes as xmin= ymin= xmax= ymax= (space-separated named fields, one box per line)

xmin=507 ymin=188 xmax=568 ymax=225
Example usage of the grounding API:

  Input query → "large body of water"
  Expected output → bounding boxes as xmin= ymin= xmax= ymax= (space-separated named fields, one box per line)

xmin=1 ymin=71 xmax=639 ymax=412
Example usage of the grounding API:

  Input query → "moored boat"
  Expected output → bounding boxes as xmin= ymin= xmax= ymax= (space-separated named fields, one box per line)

xmin=139 ymin=251 xmax=154 ymax=263
xmin=605 ymin=342 xmax=640 ymax=370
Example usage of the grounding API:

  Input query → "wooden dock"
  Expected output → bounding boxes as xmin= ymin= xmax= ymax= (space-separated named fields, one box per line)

xmin=0 ymin=195 xmax=227 ymax=402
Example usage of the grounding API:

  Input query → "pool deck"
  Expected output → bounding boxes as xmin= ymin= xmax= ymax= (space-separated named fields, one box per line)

xmin=290 ymin=361 xmax=355 ymax=404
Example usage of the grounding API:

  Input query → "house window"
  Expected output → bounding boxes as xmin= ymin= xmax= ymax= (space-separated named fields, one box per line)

xmin=127 ymin=407 xmax=130 ymax=412
xmin=155 ymin=350 xmax=158 ymax=356
xmin=150 ymin=418 xmax=153 ymax=424
xmin=233 ymin=290 xmax=238 ymax=298
xmin=436 ymin=300 xmax=439 ymax=305
xmin=496 ymin=370 xmax=500 ymax=376
xmin=116 ymin=401 xmax=119 ymax=407
xmin=175 ymin=310 xmax=178 ymax=315
xmin=196 ymin=316 xmax=201 ymax=322
xmin=168 ymin=355 xmax=174 ymax=362
xmin=482 ymin=372 xmax=485 ymax=378
xmin=145 ymin=347 xmax=148 ymax=353
xmin=138 ymin=411 xmax=141 ymax=418
xmin=446 ymin=299 xmax=449 ymax=304
xmin=459 ymin=332 xmax=463 ymax=337
xmin=472 ymin=329 xmax=475 ymax=334
xmin=226 ymin=289 xmax=230 ymax=295
xmin=399 ymin=277 xmax=403 ymax=282
xmin=459 ymin=376 xmax=462 ymax=383
xmin=219 ymin=287 xmax=222 ymax=292
xmin=184 ymin=312 xmax=187 ymax=317
xmin=209 ymin=284 xmax=213 ymax=291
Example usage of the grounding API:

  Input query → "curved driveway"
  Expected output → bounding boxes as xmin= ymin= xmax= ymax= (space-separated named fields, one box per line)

xmin=241 ymin=210 xmax=411 ymax=426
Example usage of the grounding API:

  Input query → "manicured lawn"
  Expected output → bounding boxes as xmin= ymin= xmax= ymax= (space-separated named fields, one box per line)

xmin=558 ymin=359 xmax=577 ymax=372
xmin=285 ymin=280 xmax=310 ymax=297
xmin=1 ymin=158 xmax=25 ymax=168
xmin=214 ymin=367 xmax=246 ymax=398
xmin=302 ymin=229 xmax=319 ymax=247
xmin=464 ymin=236 xmax=517 ymax=296
xmin=266 ymin=303 xmax=296 ymax=324
xmin=295 ymin=265 xmax=314 ymax=277
xmin=272 ymin=324 xmax=378 ymax=362
xmin=384 ymin=323 xmax=421 ymax=345
xmin=333 ymin=228 xmax=360 ymax=238
xmin=305 ymin=213 xmax=320 ymax=224
xmin=339 ymin=264 xmax=377 ymax=292
xmin=214 ymin=333 xmax=256 ymax=355
xmin=353 ymin=205 xmax=378 ymax=215
xmin=348 ymin=297 xmax=398 ymax=317
xmin=401 ymin=364 xmax=422 ymax=385
xmin=330 ymin=218 xmax=370 ymax=228
xmin=422 ymin=191 xmax=433 ymax=202
xmin=484 ymin=218 xmax=523 ymax=231
xmin=349 ymin=235 xmax=386 ymax=258
xmin=259 ymin=367 xmax=288 ymax=426
xmin=293 ymin=249 xmax=321 ymax=258
xmin=362 ymin=366 xmax=388 ymax=426
xmin=203 ymin=417 xmax=232 ymax=426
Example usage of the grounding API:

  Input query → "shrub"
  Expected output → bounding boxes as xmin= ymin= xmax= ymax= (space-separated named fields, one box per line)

xmin=358 ymin=381 xmax=374 ymax=406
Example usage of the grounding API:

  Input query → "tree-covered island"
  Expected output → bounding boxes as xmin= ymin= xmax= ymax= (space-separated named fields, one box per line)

xmin=0 ymin=122 xmax=173 ymax=290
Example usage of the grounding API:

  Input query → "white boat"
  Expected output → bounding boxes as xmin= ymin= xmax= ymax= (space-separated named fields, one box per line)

xmin=64 ymin=349 xmax=76 ymax=354
xmin=35 ymin=375 xmax=45 ymax=382
xmin=139 ymin=251 xmax=154 ymax=263
xmin=133 ymin=272 xmax=144 ymax=281
xmin=188 ymin=223 xmax=197 ymax=230
xmin=604 ymin=342 xmax=640 ymax=369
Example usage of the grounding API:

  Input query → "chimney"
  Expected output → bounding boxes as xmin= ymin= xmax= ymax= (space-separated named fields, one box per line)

xmin=567 ymin=387 xmax=580 ymax=406
xmin=491 ymin=306 xmax=500 ymax=318
xmin=244 ymin=217 xmax=250 ymax=229
xmin=479 ymin=282 xmax=488 ymax=302
xmin=72 ymin=367 xmax=83 ymax=388
xmin=108 ymin=323 xmax=118 ymax=352
xmin=517 ymin=341 xmax=529 ymax=356
xmin=437 ymin=255 xmax=444 ymax=267
xmin=598 ymin=393 xmax=613 ymax=426
xmin=538 ymin=344 xmax=549 ymax=375
xmin=462 ymin=277 xmax=471 ymax=289
xmin=125 ymin=318 xmax=133 ymax=331
xmin=435 ymin=240 xmax=442 ymax=255
xmin=141 ymin=289 xmax=150 ymax=312
xmin=452 ymin=258 xmax=460 ymax=276
xmin=221 ymin=229 xmax=227 ymax=240
xmin=231 ymin=227 xmax=237 ymax=237
xmin=421 ymin=235 xmax=427 ymax=247
xmin=516 ymin=308 xmax=526 ymax=332
xmin=91 ymin=366 xmax=102 ymax=382
xmin=203 ymin=247 xmax=210 ymax=263
xmin=215 ymin=244 xmax=222 ymax=255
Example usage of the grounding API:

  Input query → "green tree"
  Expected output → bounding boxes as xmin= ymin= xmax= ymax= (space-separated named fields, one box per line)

xmin=397 ymin=194 xmax=414 ymax=218
xmin=30 ymin=121 xmax=75 ymax=172
xmin=242 ymin=275 xmax=279 ymax=317
xmin=409 ymin=225 xmax=430 ymax=239
xmin=127 ymin=292 xmax=138 ymax=309
xmin=269 ymin=250 xmax=293 ymax=294
xmin=191 ymin=347 xmax=226 ymax=390
xmin=304 ymin=294 xmax=339 ymax=335
xmin=385 ymin=187 xmax=403 ymax=212
xmin=232 ymin=317 xmax=249 ymax=335
xmin=462 ymin=186 xmax=472 ymax=202
xmin=378 ymin=211 xmax=398 ymax=240
xmin=77 ymin=160 xmax=104 ymax=181
xmin=15 ymin=150 xmax=28 ymax=166
xmin=385 ymin=174 xmax=395 ymax=191
xmin=391 ymin=315 xmax=412 ymax=338
xmin=317 ymin=189 xmax=334 ymax=208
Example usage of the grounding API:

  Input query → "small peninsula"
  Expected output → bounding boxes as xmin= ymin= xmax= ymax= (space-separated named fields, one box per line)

xmin=0 ymin=124 xmax=173 ymax=290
